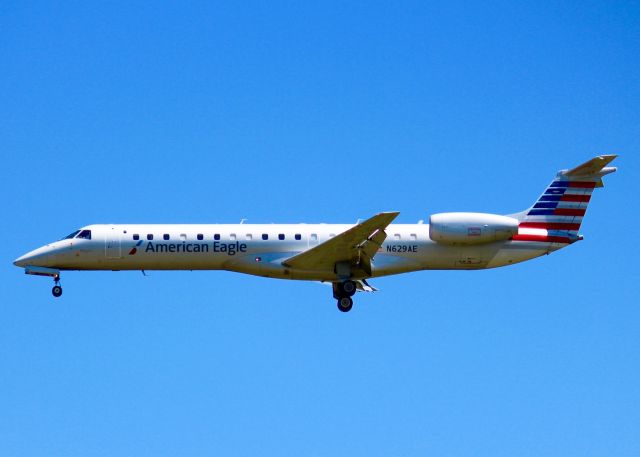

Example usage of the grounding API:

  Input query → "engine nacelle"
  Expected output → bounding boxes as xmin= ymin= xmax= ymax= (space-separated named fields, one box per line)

xmin=429 ymin=212 xmax=519 ymax=245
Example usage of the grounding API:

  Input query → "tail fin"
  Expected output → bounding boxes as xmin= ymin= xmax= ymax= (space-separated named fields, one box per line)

xmin=512 ymin=155 xmax=617 ymax=243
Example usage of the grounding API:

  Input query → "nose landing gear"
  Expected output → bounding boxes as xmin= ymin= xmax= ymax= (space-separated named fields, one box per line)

xmin=52 ymin=274 xmax=62 ymax=298
xmin=23 ymin=266 xmax=63 ymax=298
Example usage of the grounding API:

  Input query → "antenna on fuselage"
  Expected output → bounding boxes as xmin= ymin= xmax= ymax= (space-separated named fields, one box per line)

xmin=240 ymin=219 xmax=247 ymax=224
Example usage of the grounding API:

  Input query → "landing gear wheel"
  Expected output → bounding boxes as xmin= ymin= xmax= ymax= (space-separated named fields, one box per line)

xmin=337 ymin=296 xmax=353 ymax=312
xmin=341 ymin=280 xmax=357 ymax=297
xmin=52 ymin=285 xmax=62 ymax=298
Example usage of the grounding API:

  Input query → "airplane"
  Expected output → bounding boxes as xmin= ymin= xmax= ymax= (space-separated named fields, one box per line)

xmin=13 ymin=155 xmax=617 ymax=312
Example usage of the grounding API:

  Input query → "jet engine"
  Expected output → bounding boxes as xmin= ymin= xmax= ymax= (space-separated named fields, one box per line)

xmin=429 ymin=212 xmax=519 ymax=245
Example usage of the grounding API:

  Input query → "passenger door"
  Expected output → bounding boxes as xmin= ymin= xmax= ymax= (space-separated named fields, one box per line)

xmin=105 ymin=227 xmax=122 ymax=259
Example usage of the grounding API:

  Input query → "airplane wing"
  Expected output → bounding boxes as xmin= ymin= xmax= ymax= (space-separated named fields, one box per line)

xmin=282 ymin=212 xmax=400 ymax=275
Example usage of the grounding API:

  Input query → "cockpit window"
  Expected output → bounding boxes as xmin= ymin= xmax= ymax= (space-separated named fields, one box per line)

xmin=76 ymin=230 xmax=92 ymax=240
xmin=64 ymin=230 xmax=80 ymax=240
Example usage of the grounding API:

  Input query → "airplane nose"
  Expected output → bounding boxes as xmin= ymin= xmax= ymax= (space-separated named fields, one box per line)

xmin=14 ymin=253 xmax=32 ymax=267
xmin=13 ymin=245 xmax=55 ymax=268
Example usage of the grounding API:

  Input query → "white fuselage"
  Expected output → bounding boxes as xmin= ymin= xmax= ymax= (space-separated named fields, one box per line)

xmin=15 ymin=223 xmax=560 ymax=282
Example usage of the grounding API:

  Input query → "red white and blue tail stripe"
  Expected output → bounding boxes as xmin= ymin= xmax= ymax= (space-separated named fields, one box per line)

xmin=511 ymin=155 xmax=617 ymax=244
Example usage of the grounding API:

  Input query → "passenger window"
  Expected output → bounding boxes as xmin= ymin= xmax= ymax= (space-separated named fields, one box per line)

xmin=246 ymin=234 xmax=253 ymax=240
xmin=133 ymin=234 xmax=140 ymax=241
xmin=262 ymin=234 xmax=268 ymax=240
xmin=147 ymin=234 xmax=153 ymax=240
xmin=214 ymin=234 xmax=220 ymax=240
xmin=410 ymin=234 xmax=417 ymax=241
xmin=77 ymin=230 xmax=92 ymax=240
xmin=278 ymin=234 xmax=285 ymax=240
xmin=230 ymin=234 xmax=236 ymax=241
xmin=394 ymin=234 xmax=401 ymax=240
xmin=295 ymin=234 xmax=302 ymax=240
xmin=197 ymin=234 xmax=203 ymax=241
xmin=311 ymin=234 xmax=318 ymax=242
xmin=180 ymin=234 xmax=187 ymax=241
xmin=163 ymin=234 xmax=170 ymax=240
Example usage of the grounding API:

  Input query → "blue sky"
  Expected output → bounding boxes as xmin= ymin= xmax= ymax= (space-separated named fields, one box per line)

xmin=1 ymin=1 xmax=638 ymax=455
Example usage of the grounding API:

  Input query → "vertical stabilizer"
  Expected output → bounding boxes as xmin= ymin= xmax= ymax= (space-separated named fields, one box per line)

xmin=511 ymin=155 xmax=617 ymax=243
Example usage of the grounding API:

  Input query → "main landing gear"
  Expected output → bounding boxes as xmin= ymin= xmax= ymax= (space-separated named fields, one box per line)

xmin=52 ymin=275 xmax=62 ymax=298
xmin=337 ymin=296 xmax=353 ymax=312
xmin=334 ymin=280 xmax=357 ymax=312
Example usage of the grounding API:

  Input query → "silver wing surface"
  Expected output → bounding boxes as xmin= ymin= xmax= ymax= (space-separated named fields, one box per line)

xmin=282 ymin=212 xmax=400 ymax=276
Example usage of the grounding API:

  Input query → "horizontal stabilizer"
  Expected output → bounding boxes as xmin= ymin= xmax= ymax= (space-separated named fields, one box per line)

xmin=565 ymin=154 xmax=618 ymax=177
